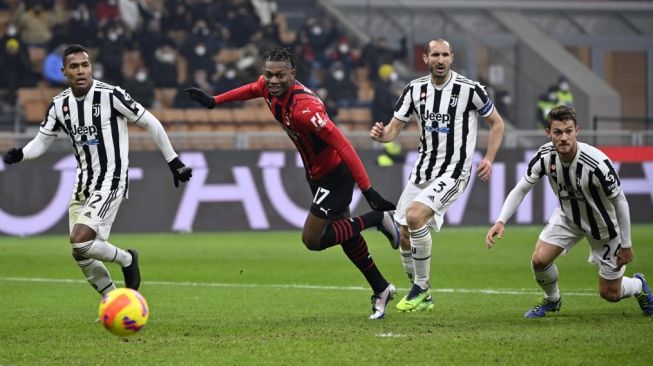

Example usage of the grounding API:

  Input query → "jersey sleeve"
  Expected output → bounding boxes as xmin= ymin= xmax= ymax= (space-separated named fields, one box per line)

xmin=112 ymin=87 xmax=146 ymax=122
xmin=296 ymin=102 xmax=371 ymax=190
xmin=214 ymin=76 xmax=265 ymax=104
xmin=524 ymin=145 xmax=550 ymax=184
xmin=38 ymin=100 xmax=62 ymax=137
xmin=594 ymin=155 xmax=621 ymax=199
xmin=471 ymin=82 xmax=494 ymax=118
xmin=393 ymin=83 xmax=416 ymax=122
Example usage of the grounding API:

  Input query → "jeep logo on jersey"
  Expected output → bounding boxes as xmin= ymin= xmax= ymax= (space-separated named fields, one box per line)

xmin=72 ymin=125 xmax=98 ymax=136
xmin=423 ymin=111 xmax=452 ymax=133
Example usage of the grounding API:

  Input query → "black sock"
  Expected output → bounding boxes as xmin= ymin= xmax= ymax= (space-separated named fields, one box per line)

xmin=319 ymin=211 xmax=383 ymax=249
xmin=341 ymin=234 xmax=388 ymax=294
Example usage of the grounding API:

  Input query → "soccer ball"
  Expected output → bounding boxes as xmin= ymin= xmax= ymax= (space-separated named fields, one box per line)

xmin=98 ymin=288 xmax=149 ymax=337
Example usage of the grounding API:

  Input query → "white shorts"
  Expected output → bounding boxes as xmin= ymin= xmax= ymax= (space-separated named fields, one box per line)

xmin=393 ymin=176 xmax=468 ymax=231
xmin=68 ymin=187 xmax=125 ymax=240
xmin=539 ymin=208 xmax=625 ymax=280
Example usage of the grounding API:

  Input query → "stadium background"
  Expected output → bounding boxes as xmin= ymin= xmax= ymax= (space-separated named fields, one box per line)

xmin=0 ymin=0 xmax=652 ymax=234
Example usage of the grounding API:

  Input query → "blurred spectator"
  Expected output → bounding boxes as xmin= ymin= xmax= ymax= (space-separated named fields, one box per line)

xmin=150 ymin=43 xmax=180 ymax=87
xmin=536 ymin=87 xmax=558 ymax=128
xmin=361 ymin=36 xmax=407 ymax=81
xmin=251 ymin=0 xmax=278 ymax=26
xmin=119 ymin=0 xmax=144 ymax=32
xmin=316 ymin=86 xmax=338 ymax=119
xmin=137 ymin=18 xmax=172 ymax=67
xmin=371 ymin=64 xmax=398 ymax=125
xmin=162 ymin=1 xmax=193 ymax=31
xmin=185 ymin=40 xmax=214 ymax=76
xmin=67 ymin=1 xmax=98 ymax=47
xmin=213 ymin=64 xmax=241 ymax=95
xmin=555 ymin=76 xmax=574 ymax=108
xmin=96 ymin=0 xmax=120 ymax=27
xmin=98 ymin=22 xmax=127 ymax=84
xmin=226 ymin=5 xmax=262 ymax=48
xmin=124 ymin=66 xmax=155 ymax=108
xmin=324 ymin=61 xmax=357 ymax=107
xmin=42 ymin=43 xmax=66 ymax=86
xmin=15 ymin=1 xmax=65 ymax=46
xmin=0 ymin=34 xmax=34 ymax=103
xmin=326 ymin=36 xmax=357 ymax=74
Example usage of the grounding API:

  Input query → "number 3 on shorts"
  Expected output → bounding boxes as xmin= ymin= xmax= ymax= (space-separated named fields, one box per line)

xmin=313 ymin=187 xmax=330 ymax=204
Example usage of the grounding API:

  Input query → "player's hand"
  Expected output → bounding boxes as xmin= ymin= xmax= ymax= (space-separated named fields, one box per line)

xmin=370 ymin=122 xmax=385 ymax=142
xmin=616 ymin=246 xmax=633 ymax=269
xmin=476 ymin=158 xmax=492 ymax=182
xmin=168 ymin=157 xmax=192 ymax=187
xmin=362 ymin=187 xmax=396 ymax=211
xmin=485 ymin=221 xmax=504 ymax=249
xmin=3 ymin=148 xmax=23 ymax=164
xmin=184 ymin=87 xmax=216 ymax=109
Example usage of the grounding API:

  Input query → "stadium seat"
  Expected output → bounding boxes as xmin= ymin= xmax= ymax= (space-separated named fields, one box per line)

xmin=23 ymin=100 xmax=47 ymax=124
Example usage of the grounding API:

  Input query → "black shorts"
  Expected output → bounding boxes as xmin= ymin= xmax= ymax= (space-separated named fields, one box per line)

xmin=308 ymin=163 xmax=354 ymax=219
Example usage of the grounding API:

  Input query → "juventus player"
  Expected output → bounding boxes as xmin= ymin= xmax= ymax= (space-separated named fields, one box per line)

xmin=486 ymin=105 xmax=653 ymax=317
xmin=3 ymin=44 xmax=192 ymax=296
xmin=371 ymin=39 xmax=505 ymax=312
xmin=185 ymin=47 xmax=399 ymax=319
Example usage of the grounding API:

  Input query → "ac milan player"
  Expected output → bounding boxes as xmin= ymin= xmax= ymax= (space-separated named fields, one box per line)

xmin=185 ymin=47 xmax=399 ymax=319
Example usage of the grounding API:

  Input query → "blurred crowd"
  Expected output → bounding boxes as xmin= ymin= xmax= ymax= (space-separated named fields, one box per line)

xmin=536 ymin=76 xmax=574 ymax=128
xmin=0 ymin=0 xmax=408 ymax=122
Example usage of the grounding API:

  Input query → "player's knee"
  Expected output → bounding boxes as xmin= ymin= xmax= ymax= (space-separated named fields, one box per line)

xmin=405 ymin=208 xmax=426 ymax=229
xmin=599 ymin=287 xmax=621 ymax=302
xmin=530 ymin=256 xmax=551 ymax=271
xmin=72 ymin=251 xmax=86 ymax=261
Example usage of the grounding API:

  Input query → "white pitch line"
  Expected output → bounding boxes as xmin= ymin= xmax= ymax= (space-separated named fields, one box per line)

xmin=0 ymin=276 xmax=597 ymax=297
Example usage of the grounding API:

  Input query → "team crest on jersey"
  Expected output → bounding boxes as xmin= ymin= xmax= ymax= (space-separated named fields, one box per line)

xmin=449 ymin=94 xmax=458 ymax=107
xmin=92 ymin=103 xmax=101 ymax=117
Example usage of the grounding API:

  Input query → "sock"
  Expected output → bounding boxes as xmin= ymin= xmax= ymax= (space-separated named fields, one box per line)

xmin=319 ymin=211 xmax=383 ymax=249
xmin=72 ymin=239 xmax=132 ymax=267
xmin=341 ymin=234 xmax=388 ymax=294
xmin=76 ymin=258 xmax=115 ymax=295
xmin=621 ymin=276 xmax=643 ymax=299
xmin=533 ymin=263 xmax=560 ymax=301
xmin=410 ymin=225 xmax=431 ymax=290
xmin=400 ymin=248 xmax=414 ymax=283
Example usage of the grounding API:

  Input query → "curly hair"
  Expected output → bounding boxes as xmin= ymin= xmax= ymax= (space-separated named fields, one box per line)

xmin=263 ymin=47 xmax=295 ymax=69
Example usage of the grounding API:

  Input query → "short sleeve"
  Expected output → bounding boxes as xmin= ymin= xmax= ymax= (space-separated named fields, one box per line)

xmin=38 ymin=100 xmax=62 ymax=137
xmin=393 ymin=83 xmax=416 ymax=122
xmin=471 ymin=83 xmax=494 ymax=117
xmin=595 ymin=158 xmax=621 ymax=199
xmin=524 ymin=146 xmax=550 ymax=184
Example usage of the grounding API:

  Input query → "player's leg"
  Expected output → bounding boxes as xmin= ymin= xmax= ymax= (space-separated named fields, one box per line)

xmin=398 ymin=225 xmax=413 ymax=283
xmin=69 ymin=188 xmax=140 ymax=290
xmin=524 ymin=218 xmax=579 ymax=317
xmin=589 ymin=237 xmax=651 ymax=314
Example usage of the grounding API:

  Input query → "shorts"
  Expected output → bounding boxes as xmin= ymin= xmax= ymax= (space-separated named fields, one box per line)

xmin=68 ymin=187 xmax=125 ymax=240
xmin=539 ymin=208 xmax=625 ymax=280
xmin=393 ymin=176 xmax=469 ymax=231
xmin=309 ymin=163 xmax=354 ymax=219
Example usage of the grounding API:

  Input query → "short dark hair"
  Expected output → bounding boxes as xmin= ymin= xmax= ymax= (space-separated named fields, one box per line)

xmin=63 ymin=44 xmax=89 ymax=65
xmin=423 ymin=39 xmax=452 ymax=55
xmin=547 ymin=105 xmax=577 ymax=127
xmin=263 ymin=47 xmax=295 ymax=69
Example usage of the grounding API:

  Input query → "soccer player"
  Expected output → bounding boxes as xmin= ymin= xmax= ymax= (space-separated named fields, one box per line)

xmin=2 ymin=44 xmax=192 ymax=296
xmin=370 ymin=39 xmax=505 ymax=312
xmin=485 ymin=105 xmax=653 ymax=317
xmin=185 ymin=47 xmax=400 ymax=319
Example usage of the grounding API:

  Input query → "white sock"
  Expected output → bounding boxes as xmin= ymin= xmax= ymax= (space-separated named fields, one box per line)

xmin=72 ymin=239 xmax=132 ymax=267
xmin=533 ymin=263 xmax=560 ymax=302
xmin=410 ymin=225 xmax=431 ymax=290
xmin=76 ymin=258 xmax=115 ymax=295
xmin=399 ymin=248 xmax=414 ymax=283
xmin=621 ymin=276 xmax=643 ymax=299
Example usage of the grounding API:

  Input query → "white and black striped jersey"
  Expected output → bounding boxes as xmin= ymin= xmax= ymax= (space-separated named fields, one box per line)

xmin=39 ymin=80 xmax=145 ymax=200
xmin=525 ymin=141 xmax=622 ymax=241
xmin=394 ymin=70 xmax=494 ymax=184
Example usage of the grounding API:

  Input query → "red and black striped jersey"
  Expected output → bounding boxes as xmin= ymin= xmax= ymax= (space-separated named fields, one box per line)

xmin=214 ymin=76 xmax=371 ymax=190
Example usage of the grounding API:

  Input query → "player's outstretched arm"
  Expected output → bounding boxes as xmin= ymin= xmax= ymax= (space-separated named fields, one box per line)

xmin=184 ymin=87 xmax=216 ymax=109
xmin=370 ymin=118 xmax=404 ymax=143
xmin=3 ymin=132 xmax=56 ymax=164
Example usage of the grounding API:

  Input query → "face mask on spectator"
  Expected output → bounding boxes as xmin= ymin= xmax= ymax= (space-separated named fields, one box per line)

xmin=108 ymin=32 xmax=119 ymax=42
xmin=332 ymin=70 xmax=344 ymax=81
xmin=6 ymin=25 xmax=17 ymax=37
xmin=389 ymin=72 xmax=398 ymax=82
xmin=559 ymin=82 xmax=569 ymax=91
xmin=225 ymin=69 xmax=237 ymax=79
xmin=93 ymin=68 xmax=104 ymax=80
xmin=195 ymin=46 xmax=206 ymax=56
xmin=338 ymin=44 xmax=349 ymax=54
xmin=135 ymin=71 xmax=147 ymax=82
xmin=311 ymin=26 xmax=322 ymax=36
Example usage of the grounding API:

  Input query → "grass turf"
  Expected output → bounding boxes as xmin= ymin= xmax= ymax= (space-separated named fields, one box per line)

xmin=1 ymin=226 xmax=652 ymax=365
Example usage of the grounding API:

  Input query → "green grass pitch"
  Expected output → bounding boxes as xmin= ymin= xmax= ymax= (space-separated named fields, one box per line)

xmin=1 ymin=226 xmax=652 ymax=365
